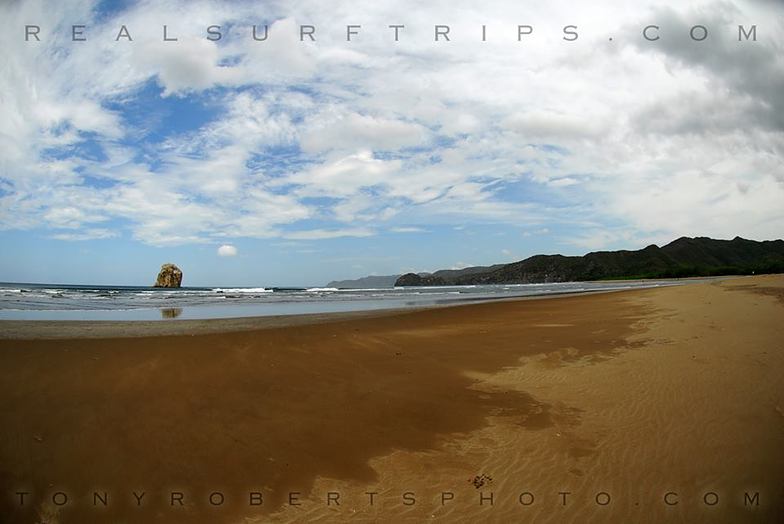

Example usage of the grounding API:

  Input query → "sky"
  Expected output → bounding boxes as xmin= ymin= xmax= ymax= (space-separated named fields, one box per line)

xmin=0 ymin=0 xmax=782 ymax=287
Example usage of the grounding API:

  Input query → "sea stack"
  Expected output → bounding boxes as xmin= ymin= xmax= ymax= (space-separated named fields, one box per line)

xmin=153 ymin=263 xmax=183 ymax=288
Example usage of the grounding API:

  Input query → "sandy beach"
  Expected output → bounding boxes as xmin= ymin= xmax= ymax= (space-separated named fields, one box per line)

xmin=0 ymin=275 xmax=782 ymax=523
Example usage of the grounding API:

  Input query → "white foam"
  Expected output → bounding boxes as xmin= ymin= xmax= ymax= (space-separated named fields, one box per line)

xmin=212 ymin=287 xmax=273 ymax=293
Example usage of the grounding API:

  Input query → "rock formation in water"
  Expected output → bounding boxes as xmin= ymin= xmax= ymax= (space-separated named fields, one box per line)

xmin=154 ymin=263 xmax=183 ymax=288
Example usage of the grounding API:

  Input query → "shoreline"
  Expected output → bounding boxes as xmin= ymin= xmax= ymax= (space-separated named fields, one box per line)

xmin=0 ymin=277 xmax=729 ymax=340
xmin=0 ymin=287 xmax=658 ymax=340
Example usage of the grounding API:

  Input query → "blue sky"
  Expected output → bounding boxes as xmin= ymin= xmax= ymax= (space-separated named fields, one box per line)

xmin=1 ymin=0 xmax=782 ymax=286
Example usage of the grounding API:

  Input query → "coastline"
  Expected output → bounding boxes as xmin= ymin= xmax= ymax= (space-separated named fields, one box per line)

xmin=0 ymin=275 xmax=781 ymax=523
xmin=0 ymin=277 xmax=705 ymax=326
xmin=0 ymin=277 xmax=721 ymax=340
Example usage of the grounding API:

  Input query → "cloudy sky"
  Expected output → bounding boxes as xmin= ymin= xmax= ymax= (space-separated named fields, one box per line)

xmin=0 ymin=0 xmax=782 ymax=286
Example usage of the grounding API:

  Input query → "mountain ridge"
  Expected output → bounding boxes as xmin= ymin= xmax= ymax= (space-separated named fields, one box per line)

xmin=394 ymin=236 xmax=784 ymax=286
xmin=326 ymin=275 xmax=401 ymax=289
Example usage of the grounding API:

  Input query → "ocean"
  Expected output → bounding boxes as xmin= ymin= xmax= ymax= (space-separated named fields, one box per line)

xmin=0 ymin=280 xmax=689 ymax=321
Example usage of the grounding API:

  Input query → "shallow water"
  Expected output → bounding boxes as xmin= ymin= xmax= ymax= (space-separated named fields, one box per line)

xmin=0 ymin=280 xmax=687 ymax=321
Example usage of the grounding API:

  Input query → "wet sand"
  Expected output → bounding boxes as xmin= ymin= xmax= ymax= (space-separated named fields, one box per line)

xmin=0 ymin=275 xmax=782 ymax=523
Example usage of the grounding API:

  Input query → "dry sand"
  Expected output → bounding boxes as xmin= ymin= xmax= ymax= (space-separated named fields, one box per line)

xmin=0 ymin=275 xmax=782 ymax=523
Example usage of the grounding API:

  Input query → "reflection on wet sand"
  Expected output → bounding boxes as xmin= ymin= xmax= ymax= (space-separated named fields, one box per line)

xmin=160 ymin=307 xmax=182 ymax=319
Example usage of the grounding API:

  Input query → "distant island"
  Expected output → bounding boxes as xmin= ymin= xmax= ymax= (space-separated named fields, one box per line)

xmin=327 ymin=275 xmax=401 ymax=289
xmin=395 ymin=236 xmax=784 ymax=286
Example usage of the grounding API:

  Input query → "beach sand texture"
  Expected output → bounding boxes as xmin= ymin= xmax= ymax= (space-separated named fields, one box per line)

xmin=0 ymin=275 xmax=782 ymax=523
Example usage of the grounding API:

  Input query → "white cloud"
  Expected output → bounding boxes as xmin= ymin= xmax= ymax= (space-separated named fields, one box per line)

xmin=280 ymin=150 xmax=401 ymax=198
xmin=0 ymin=0 xmax=782 ymax=250
xmin=50 ymin=228 xmax=119 ymax=241
xmin=548 ymin=177 xmax=580 ymax=188
xmin=217 ymin=244 xmax=238 ymax=256
xmin=283 ymin=228 xmax=375 ymax=240
xmin=390 ymin=227 xmax=426 ymax=233
xmin=503 ymin=111 xmax=607 ymax=140
xmin=131 ymin=37 xmax=243 ymax=96
xmin=300 ymin=109 xmax=429 ymax=154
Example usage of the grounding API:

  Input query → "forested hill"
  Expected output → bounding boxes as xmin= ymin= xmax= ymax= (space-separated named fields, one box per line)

xmin=394 ymin=237 xmax=784 ymax=286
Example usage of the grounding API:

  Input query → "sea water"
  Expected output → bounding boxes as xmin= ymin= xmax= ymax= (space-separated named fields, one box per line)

xmin=0 ymin=280 xmax=687 ymax=321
